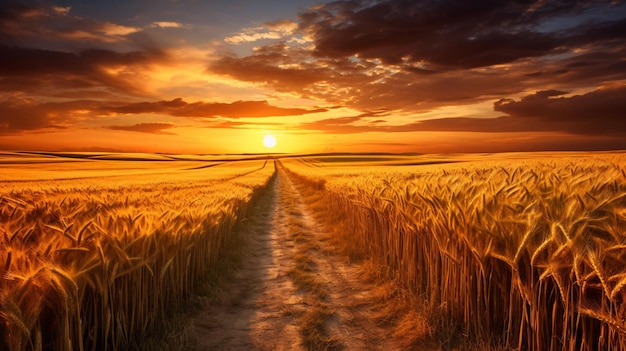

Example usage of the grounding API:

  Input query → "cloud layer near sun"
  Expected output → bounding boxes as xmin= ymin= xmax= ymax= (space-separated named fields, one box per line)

xmin=297 ymin=86 xmax=626 ymax=135
xmin=1 ymin=0 xmax=625 ymax=153
xmin=0 ymin=98 xmax=325 ymax=134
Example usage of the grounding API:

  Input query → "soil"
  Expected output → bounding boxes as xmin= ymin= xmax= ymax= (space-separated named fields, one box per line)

xmin=190 ymin=167 xmax=438 ymax=350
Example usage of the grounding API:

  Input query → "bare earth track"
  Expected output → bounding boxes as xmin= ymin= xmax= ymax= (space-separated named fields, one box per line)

xmin=191 ymin=166 xmax=431 ymax=350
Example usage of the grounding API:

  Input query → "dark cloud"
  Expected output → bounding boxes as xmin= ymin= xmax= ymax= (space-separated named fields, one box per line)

xmin=0 ymin=100 xmax=55 ymax=133
xmin=299 ymin=85 xmax=626 ymax=136
xmin=103 ymin=98 xmax=327 ymax=118
xmin=0 ymin=45 xmax=167 ymax=97
xmin=102 ymin=98 xmax=187 ymax=114
xmin=0 ymin=1 xmax=140 ymax=46
xmin=0 ymin=1 xmax=34 ymax=20
xmin=210 ymin=43 xmax=331 ymax=91
xmin=106 ymin=123 xmax=176 ymax=134
xmin=0 ymin=99 xmax=102 ymax=134
xmin=0 ymin=45 xmax=163 ymax=76
xmin=494 ymin=85 xmax=626 ymax=135
xmin=0 ymin=2 xmax=171 ymax=100
xmin=302 ymin=0 xmax=623 ymax=69
xmin=218 ymin=52 xmax=542 ymax=111
xmin=209 ymin=0 xmax=626 ymax=115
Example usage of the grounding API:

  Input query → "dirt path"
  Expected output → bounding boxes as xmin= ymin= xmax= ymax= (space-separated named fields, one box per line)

xmin=191 ymin=167 xmax=419 ymax=350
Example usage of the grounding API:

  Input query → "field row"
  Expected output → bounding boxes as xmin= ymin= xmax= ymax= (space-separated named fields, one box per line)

xmin=0 ymin=160 xmax=275 ymax=351
xmin=282 ymin=153 xmax=626 ymax=350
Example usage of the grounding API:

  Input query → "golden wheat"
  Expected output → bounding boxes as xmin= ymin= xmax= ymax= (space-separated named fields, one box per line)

xmin=0 ymin=160 xmax=275 ymax=351
xmin=283 ymin=153 xmax=626 ymax=350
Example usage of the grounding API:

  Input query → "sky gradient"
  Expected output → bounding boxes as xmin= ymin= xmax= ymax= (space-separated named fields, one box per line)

xmin=1 ymin=0 xmax=625 ymax=154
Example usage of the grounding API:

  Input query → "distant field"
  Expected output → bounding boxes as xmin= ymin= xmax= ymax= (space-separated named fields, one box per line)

xmin=0 ymin=151 xmax=269 ymax=183
xmin=2 ymin=150 xmax=626 ymax=350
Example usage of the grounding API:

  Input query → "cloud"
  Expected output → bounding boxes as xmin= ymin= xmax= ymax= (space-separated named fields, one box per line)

xmin=301 ymin=0 xmax=621 ymax=69
xmin=150 ymin=21 xmax=185 ymax=29
xmin=298 ymin=85 xmax=626 ymax=136
xmin=0 ymin=99 xmax=90 ymax=134
xmin=0 ymin=45 xmax=167 ymax=97
xmin=0 ymin=3 xmax=174 ymax=100
xmin=224 ymin=30 xmax=283 ymax=44
xmin=224 ymin=20 xmax=298 ymax=44
xmin=493 ymin=85 xmax=626 ymax=135
xmin=0 ymin=2 xmax=140 ymax=44
xmin=202 ymin=120 xmax=284 ymax=129
xmin=308 ymin=115 xmax=364 ymax=126
xmin=210 ymin=42 xmax=349 ymax=92
xmin=106 ymin=123 xmax=176 ymax=134
xmin=264 ymin=19 xmax=298 ymax=33
xmin=0 ymin=2 xmax=44 ymax=21
xmin=208 ymin=0 xmax=626 ymax=115
xmin=209 ymin=46 xmax=528 ymax=112
xmin=51 ymin=6 xmax=71 ymax=15
xmin=99 ymin=22 xmax=140 ymax=37
xmin=0 ymin=96 xmax=326 ymax=136
xmin=103 ymin=98 xmax=327 ymax=118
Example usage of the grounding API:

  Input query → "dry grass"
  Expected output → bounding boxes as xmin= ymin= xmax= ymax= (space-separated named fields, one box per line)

xmin=286 ymin=235 xmax=340 ymax=349
xmin=282 ymin=153 xmax=626 ymax=350
xmin=0 ymin=160 xmax=275 ymax=351
xmin=285 ymin=164 xmax=439 ymax=350
xmin=276 ymin=176 xmax=343 ymax=351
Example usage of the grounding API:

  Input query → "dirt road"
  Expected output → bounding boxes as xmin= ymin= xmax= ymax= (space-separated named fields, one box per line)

xmin=191 ymin=166 xmax=431 ymax=350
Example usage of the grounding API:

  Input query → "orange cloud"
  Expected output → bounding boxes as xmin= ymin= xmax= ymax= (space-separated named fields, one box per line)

xmin=297 ymin=86 xmax=626 ymax=136
xmin=106 ymin=123 xmax=176 ymax=134
xmin=150 ymin=21 xmax=185 ymax=29
xmin=103 ymin=98 xmax=327 ymax=118
xmin=0 ymin=96 xmax=326 ymax=136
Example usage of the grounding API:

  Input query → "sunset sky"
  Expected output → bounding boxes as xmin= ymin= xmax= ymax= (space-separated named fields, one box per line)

xmin=1 ymin=0 xmax=625 ymax=154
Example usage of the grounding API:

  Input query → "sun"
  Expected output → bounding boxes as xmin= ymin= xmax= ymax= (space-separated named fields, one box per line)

xmin=263 ymin=135 xmax=277 ymax=149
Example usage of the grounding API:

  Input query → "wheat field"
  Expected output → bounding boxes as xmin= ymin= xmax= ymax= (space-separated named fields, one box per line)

xmin=0 ymin=153 xmax=274 ymax=350
xmin=3 ymin=151 xmax=626 ymax=350
xmin=282 ymin=152 xmax=626 ymax=350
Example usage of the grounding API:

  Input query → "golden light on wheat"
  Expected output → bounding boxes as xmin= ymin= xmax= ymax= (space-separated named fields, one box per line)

xmin=2 ymin=152 xmax=626 ymax=350
xmin=282 ymin=153 xmax=626 ymax=350
xmin=0 ymin=159 xmax=274 ymax=350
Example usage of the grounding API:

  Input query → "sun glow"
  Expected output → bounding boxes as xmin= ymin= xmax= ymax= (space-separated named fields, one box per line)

xmin=263 ymin=134 xmax=277 ymax=148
